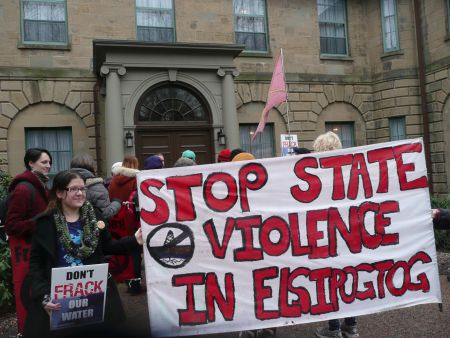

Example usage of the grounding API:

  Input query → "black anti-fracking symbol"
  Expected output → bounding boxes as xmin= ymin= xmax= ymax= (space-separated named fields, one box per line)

xmin=146 ymin=223 xmax=195 ymax=269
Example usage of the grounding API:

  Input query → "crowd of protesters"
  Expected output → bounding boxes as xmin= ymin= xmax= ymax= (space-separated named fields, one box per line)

xmin=3 ymin=133 xmax=449 ymax=338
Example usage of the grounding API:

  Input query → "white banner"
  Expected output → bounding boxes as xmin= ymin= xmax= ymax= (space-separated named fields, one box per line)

xmin=137 ymin=139 xmax=441 ymax=337
xmin=50 ymin=263 xmax=108 ymax=330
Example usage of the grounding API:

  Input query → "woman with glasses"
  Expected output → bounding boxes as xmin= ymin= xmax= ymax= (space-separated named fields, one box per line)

xmin=24 ymin=170 xmax=143 ymax=337
xmin=5 ymin=148 xmax=52 ymax=337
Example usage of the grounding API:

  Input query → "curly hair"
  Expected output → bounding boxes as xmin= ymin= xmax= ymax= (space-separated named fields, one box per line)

xmin=313 ymin=131 xmax=342 ymax=152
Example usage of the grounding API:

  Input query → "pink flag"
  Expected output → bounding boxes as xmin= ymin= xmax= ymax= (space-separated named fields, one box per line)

xmin=252 ymin=53 xmax=287 ymax=142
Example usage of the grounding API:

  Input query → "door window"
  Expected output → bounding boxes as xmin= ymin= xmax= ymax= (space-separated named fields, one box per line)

xmin=136 ymin=84 xmax=209 ymax=123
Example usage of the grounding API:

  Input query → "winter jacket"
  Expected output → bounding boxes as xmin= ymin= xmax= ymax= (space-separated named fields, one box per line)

xmin=108 ymin=166 xmax=139 ymax=202
xmin=24 ymin=211 xmax=140 ymax=338
xmin=71 ymin=167 xmax=121 ymax=221
xmin=5 ymin=170 xmax=49 ymax=334
xmin=5 ymin=170 xmax=49 ymax=238
xmin=434 ymin=208 xmax=450 ymax=230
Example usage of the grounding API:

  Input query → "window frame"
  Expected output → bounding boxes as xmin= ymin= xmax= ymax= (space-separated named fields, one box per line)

xmin=25 ymin=127 xmax=73 ymax=178
xmin=233 ymin=0 xmax=270 ymax=53
xmin=317 ymin=0 xmax=349 ymax=56
xmin=389 ymin=116 xmax=406 ymax=141
xmin=325 ymin=122 xmax=355 ymax=148
xmin=20 ymin=0 xmax=69 ymax=46
xmin=380 ymin=0 xmax=400 ymax=52
xmin=135 ymin=0 xmax=176 ymax=43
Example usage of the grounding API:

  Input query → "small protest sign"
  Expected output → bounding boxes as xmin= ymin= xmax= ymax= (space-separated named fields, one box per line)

xmin=280 ymin=134 xmax=299 ymax=156
xmin=50 ymin=263 xmax=108 ymax=330
xmin=137 ymin=139 xmax=441 ymax=337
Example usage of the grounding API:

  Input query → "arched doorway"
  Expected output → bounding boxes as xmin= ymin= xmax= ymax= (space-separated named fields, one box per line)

xmin=134 ymin=82 xmax=214 ymax=168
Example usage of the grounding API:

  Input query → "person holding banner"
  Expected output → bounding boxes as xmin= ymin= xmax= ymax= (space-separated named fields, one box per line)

xmin=432 ymin=208 xmax=450 ymax=230
xmin=432 ymin=207 xmax=450 ymax=281
xmin=108 ymin=156 xmax=142 ymax=293
xmin=24 ymin=170 xmax=143 ymax=338
xmin=313 ymin=132 xmax=360 ymax=338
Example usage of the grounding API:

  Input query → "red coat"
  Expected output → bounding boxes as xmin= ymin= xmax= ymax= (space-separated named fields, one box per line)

xmin=5 ymin=169 xmax=49 ymax=334
xmin=5 ymin=170 xmax=49 ymax=238
xmin=108 ymin=166 xmax=139 ymax=202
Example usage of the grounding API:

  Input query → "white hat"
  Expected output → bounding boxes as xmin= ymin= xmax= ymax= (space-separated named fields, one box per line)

xmin=111 ymin=161 xmax=122 ymax=175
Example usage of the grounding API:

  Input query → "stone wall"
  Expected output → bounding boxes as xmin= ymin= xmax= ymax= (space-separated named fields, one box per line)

xmin=0 ymin=79 xmax=97 ymax=174
xmin=424 ymin=66 xmax=450 ymax=194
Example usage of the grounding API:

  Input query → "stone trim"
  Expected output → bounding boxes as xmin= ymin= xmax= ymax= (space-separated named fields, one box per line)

xmin=0 ymin=79 xmax=97 ymax=168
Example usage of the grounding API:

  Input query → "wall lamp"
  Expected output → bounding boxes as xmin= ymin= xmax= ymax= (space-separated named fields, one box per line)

xmin=217 ymin=128 xmax=226 ymax=146
xmin=125 ymin=131 xmax=134 ymax=148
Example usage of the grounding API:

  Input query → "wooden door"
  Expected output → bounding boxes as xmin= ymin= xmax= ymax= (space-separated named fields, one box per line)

xmin=135 ymin=128 xmax=214 ymax=168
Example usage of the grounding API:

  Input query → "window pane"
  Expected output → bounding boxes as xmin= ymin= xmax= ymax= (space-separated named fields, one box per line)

xmin=22 ymin=0 xmax=67 ymax=43
xmin=239 ymin=124 xmax=275 ymax=159
xmin=325 ymin=122 xmax=355 ymax=148
xmin=137 ymin=84 xmax=208 ymax=122
xmin=389 ymin=117 xmax=406 ymax=141
xmin=317 ymin=0 xmax=347 ymax=55
xmin=381 ymin=0 xmax=399 ymax=51
xmin=234 ymin=0 xmax=267 ymax=51
xmin=136 ymin=0 xmax=174 ymax=42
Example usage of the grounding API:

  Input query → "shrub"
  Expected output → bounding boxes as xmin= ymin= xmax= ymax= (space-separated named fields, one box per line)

xmin=431 ymin=195 xmax=450 ymax=252
xmin=0 ymin=168 xmax=13 ymax=309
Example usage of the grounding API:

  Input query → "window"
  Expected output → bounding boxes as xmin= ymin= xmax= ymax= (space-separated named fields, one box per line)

xmin=21 ymin=0 xmax=68 ymax=44
xmin=136 ymin=0 xmax=175 ymax=42
xmin=317 ymin=0 xmax=348 ymax=55
xmin=25 ymin=128 xmax=72 ymax=177
xmin=240 ymin=124 xmax=275 ymax=159
xmin=234 ymin=0 xmax=268 ymax=52
xmin=381 ymin=0 xmax=399 ymax=52
xmin=389 ymin=116 xmax=406 ymax=141
xmin=325 ymin=122 xmax=355 ymax=148
xmin=136 ymin=84 xmax=209 ymax=123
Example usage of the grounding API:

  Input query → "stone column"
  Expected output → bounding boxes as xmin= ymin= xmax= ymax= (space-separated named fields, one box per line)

xmin=100 ymin=65 xmax=126 ymax=171
xmin=218 ymin=68 xmax=240 ymax=150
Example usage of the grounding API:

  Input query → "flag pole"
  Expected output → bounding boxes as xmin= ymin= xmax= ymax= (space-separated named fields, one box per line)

xmin=280 ymin=49 xmax=292 ymax=151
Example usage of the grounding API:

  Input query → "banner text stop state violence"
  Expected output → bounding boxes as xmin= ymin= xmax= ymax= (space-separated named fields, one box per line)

xmin=139 ymin=142 xmax=428 ymax=226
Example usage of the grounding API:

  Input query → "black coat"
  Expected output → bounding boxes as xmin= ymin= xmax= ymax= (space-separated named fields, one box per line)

xmin=24 ymin=212 xmax=140 ymax=338
xmin=434 ymin=208 xmax=450 ymax=230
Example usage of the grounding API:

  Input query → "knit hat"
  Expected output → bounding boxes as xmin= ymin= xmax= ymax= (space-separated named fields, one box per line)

xmin=231 ymin=152 xmax=255 ymax=162
xmin=292 ymin=147 xmax=311 ymax=155
xmin=143 ymin=155 xmax=163 ymax=170
xmin=182 ymin=150 xmax=196 ymax=161
xmin=217 ymin=149 xmax=231 ymax=162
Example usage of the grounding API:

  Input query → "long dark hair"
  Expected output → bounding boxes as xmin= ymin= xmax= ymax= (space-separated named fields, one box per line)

xmin=47 ymin=170 xmax=84 ymax=212
xmin=24 ymin=148 xmax=52 ymax=170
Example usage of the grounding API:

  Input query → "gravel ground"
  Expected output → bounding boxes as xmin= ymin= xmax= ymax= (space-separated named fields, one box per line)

xmin=1 ymin=252 xmax=450 ymax=338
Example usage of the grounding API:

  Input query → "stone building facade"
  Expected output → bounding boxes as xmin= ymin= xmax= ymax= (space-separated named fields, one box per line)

xmin=0 ymin=0 xmax=449 ymax=194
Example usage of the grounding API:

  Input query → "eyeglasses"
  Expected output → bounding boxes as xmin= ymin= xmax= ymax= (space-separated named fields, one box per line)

xmin=65 ymin=187 xmax=87 ymax=193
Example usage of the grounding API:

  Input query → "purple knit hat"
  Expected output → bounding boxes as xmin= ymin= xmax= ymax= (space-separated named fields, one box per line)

xmin=143 ymin=155 xmax=163 ymax=170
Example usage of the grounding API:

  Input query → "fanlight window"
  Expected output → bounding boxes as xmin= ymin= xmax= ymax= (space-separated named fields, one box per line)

xmin=137 ymin=85 xmax=209 ymax=122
